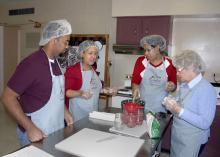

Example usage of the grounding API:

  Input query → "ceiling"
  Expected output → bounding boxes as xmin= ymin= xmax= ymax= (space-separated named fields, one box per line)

xmin=0 ymin=0 xmax=33 ymax=4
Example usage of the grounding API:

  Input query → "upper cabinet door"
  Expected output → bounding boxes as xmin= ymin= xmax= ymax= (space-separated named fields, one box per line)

xmin=116 ymin=17 xmax=142 ymax=45
xmin=142 ymin=16 xmax=171 ymax=44
xmin=116 ymin=16 xmax=171 ymax=46
xmin=141 ymin=18 xmax=150 ymax=38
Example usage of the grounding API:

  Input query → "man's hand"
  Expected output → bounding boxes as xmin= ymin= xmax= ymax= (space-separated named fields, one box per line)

xmin=1 ymin=87 xmax=47 ymax=143
xmin=26 ymin=125 xmax=47 ymax=142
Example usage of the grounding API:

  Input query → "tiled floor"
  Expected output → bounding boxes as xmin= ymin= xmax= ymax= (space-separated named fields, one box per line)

xmin=0 ymin=101 xmax=169 ymax=157
xmin=161 ymin=152 xmax=169 ymax=157
xmin=0 ymin=102 xmax=20 ymax=156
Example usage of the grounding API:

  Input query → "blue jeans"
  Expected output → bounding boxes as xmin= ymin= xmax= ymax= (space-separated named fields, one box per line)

xmin=16 ymin=127 xmax=30 ymax=146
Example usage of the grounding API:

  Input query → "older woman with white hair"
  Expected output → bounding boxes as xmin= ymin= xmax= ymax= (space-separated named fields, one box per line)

xmin=132 ymin=35 xmax=177 ymax=114
xmin=65 ymin=40 xmax=102 ymax=122
xmin=163 ymin=50 xmax=217 ymax=157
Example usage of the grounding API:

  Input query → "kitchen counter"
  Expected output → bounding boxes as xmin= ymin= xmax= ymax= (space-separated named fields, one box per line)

xmin=13 ymin=108 xmax=172 ymax=157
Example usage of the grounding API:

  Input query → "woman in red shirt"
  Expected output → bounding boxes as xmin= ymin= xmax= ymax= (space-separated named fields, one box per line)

xmin=65 ymin=40 xmax=102 ymax=122
xmin=132 ymin=35 xmax=177 ymax=114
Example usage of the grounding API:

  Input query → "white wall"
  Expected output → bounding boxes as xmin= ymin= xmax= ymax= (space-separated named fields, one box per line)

xmin=3 ymin=26 xmax=19 ymax=86
xmin=18 ymin=25 xmax=42 ymax=61
xmin=171 ymin=17 xmax=220 ymax=82
xmin=0 ymin=26 xmax=4 ymax=94
xmin=0 ymin=0 xmax=117 ymax=86
xmin=112 ymin=0 xmax=220 ymax=17
xmin=112 ymin=54 xmax=140 ymax=87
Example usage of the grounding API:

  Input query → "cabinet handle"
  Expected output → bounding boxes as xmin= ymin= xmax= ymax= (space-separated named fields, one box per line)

xmin=145 ymin=30 xmax=148 ymax=34
xmin=133 ymin=30 xmax=137 ymax=34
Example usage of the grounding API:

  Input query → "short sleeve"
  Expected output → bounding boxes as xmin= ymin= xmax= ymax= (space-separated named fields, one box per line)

xmin=166 ymin=57 xmax=177 ymax=85
xmin=64 ymin=67 xmax=75 ymax=92
xmin=7 ymin=60 xmax=36 ymax=95
xmin=132 ymin=57 xmax=145 ymax=85
xmin=64 ymin=66 xmax=75 ymax=108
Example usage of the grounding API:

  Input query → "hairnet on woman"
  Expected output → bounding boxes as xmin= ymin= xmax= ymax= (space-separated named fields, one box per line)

xmin=140 ymin=35 xmax=166 ymax=51
xmin=163 ymin=50 xmax=217 ymax=157
xmin=78 ymin=40 xmax=102 ymax=56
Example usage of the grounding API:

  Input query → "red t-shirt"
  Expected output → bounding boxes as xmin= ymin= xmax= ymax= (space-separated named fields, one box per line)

xmin=132 ymin=56 xmax=177 ymax=85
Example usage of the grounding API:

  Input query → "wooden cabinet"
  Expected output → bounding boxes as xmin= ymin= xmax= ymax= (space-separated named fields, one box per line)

xmin=116 ymin=16 xmax=171 ymax=46
xmin=116 ymin=17 xmax=142 ymax=45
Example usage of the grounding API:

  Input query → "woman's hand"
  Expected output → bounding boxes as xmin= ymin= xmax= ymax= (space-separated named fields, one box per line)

xmin=133 ymin=88 xmax=140 ymax=100
xmin=166 ymin=81 xmax=176 ymax=92
xmin=163 ymin=97 xmax=182 ymax=114
xmin=81 ymin=90 xmax=93 ymax=99
xmin=100 ymin=87 xmax=118 ymax=96
xmin=64 ymin=107 xmax=73 ymax=126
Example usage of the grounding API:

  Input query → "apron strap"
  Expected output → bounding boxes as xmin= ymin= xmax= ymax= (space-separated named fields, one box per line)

xmin=48 ymin=60 xmax=55 ymax=77
xmin=56 ymin=59 xmax=64 ymax=75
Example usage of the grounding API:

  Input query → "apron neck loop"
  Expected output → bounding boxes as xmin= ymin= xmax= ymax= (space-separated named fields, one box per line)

xmin=48 ymin=60 xmax=55 ymax=77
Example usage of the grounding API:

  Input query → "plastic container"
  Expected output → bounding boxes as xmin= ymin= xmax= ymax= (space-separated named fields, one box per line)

xmin=121 ymin=99 xmax=145 ymax=128
xmin=114 ymin=113 xmax=123 ymax=130
xmin=136 ymin=108 xmax=144 ymax=125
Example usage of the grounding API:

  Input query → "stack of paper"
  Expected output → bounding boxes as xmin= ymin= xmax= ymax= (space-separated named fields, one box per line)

xmin=3 ymin=145 xmax=54 ymax=157
xmin=55 ymin=128 xmax=144 ymax=157
xmin=109 ymin=120 xmax=148 ymax=138
xmin=89 ymin=117 xmax=114 ymax=126
xmin=89 ymin=111 xmax=115 ymax=121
